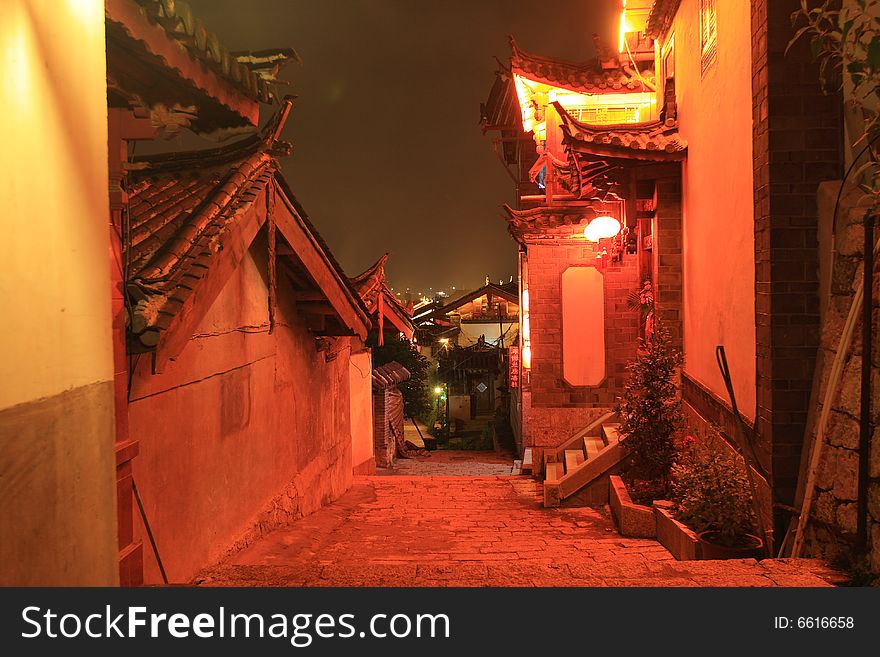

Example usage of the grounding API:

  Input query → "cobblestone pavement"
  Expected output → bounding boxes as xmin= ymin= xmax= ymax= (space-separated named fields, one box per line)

xmin=376 ymin=450 xmax=519 ymax=476
xmin=197 ymin=476 xmax=841 ymax=587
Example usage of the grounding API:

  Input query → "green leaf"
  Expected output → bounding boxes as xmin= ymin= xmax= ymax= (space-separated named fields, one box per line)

xmin=786 ymin=25 xmax=814 ymax=55
xmin=840 ymin=19 xmax=853 ymax=43
xmin=868 ymin=35 xmax=880 ymax=69
xmin=812 ymin=34 xmax=829 ymax=59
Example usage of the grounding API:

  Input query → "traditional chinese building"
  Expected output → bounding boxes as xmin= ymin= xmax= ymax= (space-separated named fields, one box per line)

xmin=412 ymin=282 xmax=519 ymax=432
xmin=481 ymin=4 xmax=670 ymax=481
xmin=418 ymin=281 xmax=519 ymax=349
xmin=1 ymin=0 xmax=381 ymax=586
xmin=481 ymin=0 xmax=877 ymax=568
xmin=349 ymin=254 xmax=415 ymax=471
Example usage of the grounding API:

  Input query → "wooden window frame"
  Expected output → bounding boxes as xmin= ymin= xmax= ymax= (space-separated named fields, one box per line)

xmin=700 ymin=0 xmax=717 ymax=75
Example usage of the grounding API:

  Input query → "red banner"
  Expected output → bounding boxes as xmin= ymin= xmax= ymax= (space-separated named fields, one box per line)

xmin=509 ymin=345 xmax=520 ymax=389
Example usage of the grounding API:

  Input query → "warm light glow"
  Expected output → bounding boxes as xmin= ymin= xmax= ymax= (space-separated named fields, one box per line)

xmin=619 ymin=1 xmax=629 ymax=53
xmin=514 ymin=73 xmax=537 ymax=134
xmin=521 ymin=284 xmax=532 ymax=370
xmin=584 ymin=216 xmax=621 ymax=242
xmin=434 ymin=387 xmax=443 ymax=395
xmin=439 ymin=338 xmax=449 ymax=344
xmin=519 ymin=74 xmax=652 ymax=129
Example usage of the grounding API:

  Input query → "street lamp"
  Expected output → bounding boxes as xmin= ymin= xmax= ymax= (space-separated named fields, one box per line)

xmin=583 ymin=215 xmax=621 ymax=242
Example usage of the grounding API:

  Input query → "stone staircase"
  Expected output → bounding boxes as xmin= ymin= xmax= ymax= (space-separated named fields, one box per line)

xmin=542 ymin=412 xmax=628 ymax=507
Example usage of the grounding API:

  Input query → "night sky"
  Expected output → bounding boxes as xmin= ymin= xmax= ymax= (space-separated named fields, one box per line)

xmin=186 ymin=0 xmax=619 ymax=294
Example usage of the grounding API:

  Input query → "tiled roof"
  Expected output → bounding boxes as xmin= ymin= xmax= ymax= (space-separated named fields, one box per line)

xmin=479 ymin=67 xmax=521 ymax=132
xmin=130 ymin=0 xmax=298 ymax=104
xmin=350 ymin=255 xmax=414 ymax=336
xmin=350 ymin=254 xmax=390 ymax=315
xmin=509 ymin=36 xmax=655 ymax=94
xmin=432 ymin=283 xmax=519 ymax=318
xmin=556 ymin=102 xmax=687 ymax=161
xmin=372 ymin=362 xmax=411 ymax=390
xmin=125 ymin=113 xmax=290 ymax=346
xmin=501 ymin=204 xmax=604 ymax=239
xmin=646 ymin=0 xmax=682 ymax=39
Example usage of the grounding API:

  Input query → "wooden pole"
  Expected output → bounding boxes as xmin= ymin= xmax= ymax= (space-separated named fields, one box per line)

xmin=857 ymin=212 xmax=874 ymax=549
xmin=791 ymin=228 xmax=880 ymax=556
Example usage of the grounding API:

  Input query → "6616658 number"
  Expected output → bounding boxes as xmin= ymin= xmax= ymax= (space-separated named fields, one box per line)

xmin=774 ymin=617 xmax=854 ymax=629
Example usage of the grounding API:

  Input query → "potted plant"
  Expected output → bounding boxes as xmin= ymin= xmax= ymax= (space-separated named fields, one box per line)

xmin=670 ymin=436 xmax=763 ymax=560
xmin=615 ymin=322 xmax=683 ymax=505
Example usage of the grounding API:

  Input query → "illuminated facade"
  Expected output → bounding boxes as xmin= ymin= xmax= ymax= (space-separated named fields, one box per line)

xmin=482 ymin=0 xmax=877 ymax=567
xmin=481 ymin=0 xmax=683 ymax=464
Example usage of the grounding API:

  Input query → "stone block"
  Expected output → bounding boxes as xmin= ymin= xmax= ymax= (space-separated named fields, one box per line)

xmin=872 ymin=523 xmax=880 ymax=575
xmin=869 ymin=483 xmax=880 ymax=523
xmin=832 ymin=448 xmax=859 ymax=502
xmin=814 ymin=490 xmax=836 ymax=525
xmin=653 ymin=502 xmax=701 ymax=561
xmin=836 ymin=502 xmax=857 ymax=535
xmin=827 ymin=413 xmax=859 ymax=450
xmin=609 ymin=476 xmax=656 ymax=538
xmin=871 ymin=425 xmax=880 ymax=478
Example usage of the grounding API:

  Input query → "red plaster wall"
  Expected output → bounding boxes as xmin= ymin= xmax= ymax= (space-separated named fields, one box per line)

xmin=128 ymin=241 xmax=355 ymax=584
xmin=523 ymin=224 xmax=640 ymax=454
xmin=669 ymin=0 xmax=757 ymax=419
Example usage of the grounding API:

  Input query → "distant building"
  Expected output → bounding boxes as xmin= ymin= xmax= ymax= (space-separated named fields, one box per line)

xmin=413 ymin=282 xmax=519 ymax=431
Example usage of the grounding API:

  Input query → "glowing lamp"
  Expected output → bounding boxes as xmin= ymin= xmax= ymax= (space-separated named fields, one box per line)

xmin=584 ymin=216 xmax=621 ymax=242
xmin=514 ymin=74 xmax=537 ymax=133
xmin=521 ymin=345 xmax=532 ymax=370
xmin=521 ymin=289 xmax=529 ymax=313
xmin=434 ymin=387 xmax=443 ymax=395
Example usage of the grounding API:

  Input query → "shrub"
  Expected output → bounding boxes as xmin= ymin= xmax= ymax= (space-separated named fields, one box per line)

xmin=616 ymin=322 xmax=683 ymax=487
xmin=369 ymin=334 xmax=432 ymax=420
xmin=670 ymin=437 xmax=756 ymax=547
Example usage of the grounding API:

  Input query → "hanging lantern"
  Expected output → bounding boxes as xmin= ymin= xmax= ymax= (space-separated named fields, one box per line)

xmin=584 ymin=215 xmax=621 ymax=242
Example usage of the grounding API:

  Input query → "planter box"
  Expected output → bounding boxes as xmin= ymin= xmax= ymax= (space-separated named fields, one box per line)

xmin=653 ymin=501 xmax=701 ymax=561
xmin=608 ymin=476 xmax=656 ymax=538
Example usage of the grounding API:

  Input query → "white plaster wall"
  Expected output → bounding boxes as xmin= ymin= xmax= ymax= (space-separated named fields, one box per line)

xmin=0 ymin=0 xmax=114 ymax=410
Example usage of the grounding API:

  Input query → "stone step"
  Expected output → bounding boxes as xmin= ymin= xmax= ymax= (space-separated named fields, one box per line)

xmin=564 ymin=449 xmax=585 ymax=473
xmin=584 ymin=436 xmax=604 ymax=461
xmin=545 ymin=462 xmax=564 ymax=483
xmin=601 ymin=423 xmax=622 ymax=446
xmin=521 ymin=448 xmax=533 ymax=475
xmin=551 ymin=411 xmax=616 ymax=462
xmin=544 ymin=439 xmax=629 ymax=507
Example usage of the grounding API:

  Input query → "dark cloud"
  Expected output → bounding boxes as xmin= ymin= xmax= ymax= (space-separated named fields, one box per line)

xmin=186 ymin=0 xmax=619 ymax=292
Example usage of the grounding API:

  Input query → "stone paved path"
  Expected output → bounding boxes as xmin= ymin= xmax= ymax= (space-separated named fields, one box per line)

xmin=376 ymin=450 xmax=518 ymax=476
xmin=197 ymin=476 xmax=840 ymax=587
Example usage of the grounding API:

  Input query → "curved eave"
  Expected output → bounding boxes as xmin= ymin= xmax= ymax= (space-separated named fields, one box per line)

xmin=509 ymin=36 xmax=655 ymax=95
xmin=107 ymin=0 xmax=260 ymax=130
xmin=555 ymin=102 xmax=687 ymax=162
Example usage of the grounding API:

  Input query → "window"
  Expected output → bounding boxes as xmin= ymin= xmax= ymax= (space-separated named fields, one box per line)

xmin=700 ymin=0 xmax=717 ymax=74
xmin=568 ymin=105 xmax=645 ymax=124
xmin=663 ymin=34 xmax=675 ymax=82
